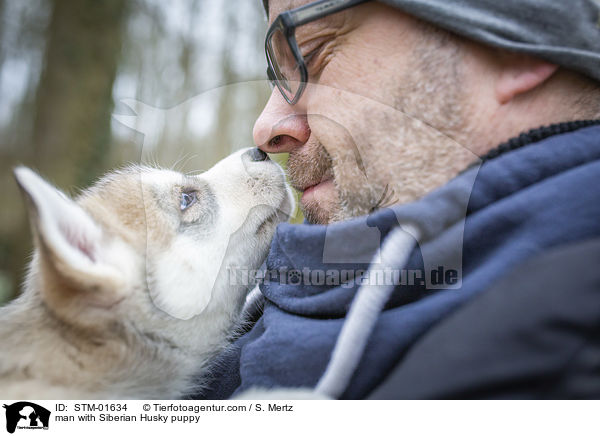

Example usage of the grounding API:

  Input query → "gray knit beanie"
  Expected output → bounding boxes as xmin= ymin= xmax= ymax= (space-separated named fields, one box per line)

xmin=378 ymin=0 xmax=600 ymax=83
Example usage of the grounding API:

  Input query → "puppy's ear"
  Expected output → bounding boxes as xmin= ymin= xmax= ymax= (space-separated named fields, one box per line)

xmin=14 ymin=167 xmax=128 ymax=312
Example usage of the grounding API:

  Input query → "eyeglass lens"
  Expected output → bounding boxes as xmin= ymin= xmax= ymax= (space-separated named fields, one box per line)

xmin=267 ymin=27 xmax=303 ymax=101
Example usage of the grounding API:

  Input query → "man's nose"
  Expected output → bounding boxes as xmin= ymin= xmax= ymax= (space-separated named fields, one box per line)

xmin=253 ymin=89 xmax=310 ymax=153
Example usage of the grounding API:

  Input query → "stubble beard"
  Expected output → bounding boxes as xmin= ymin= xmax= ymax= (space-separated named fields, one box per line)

xmin=287 ymin=141 xmax=340 ymax=224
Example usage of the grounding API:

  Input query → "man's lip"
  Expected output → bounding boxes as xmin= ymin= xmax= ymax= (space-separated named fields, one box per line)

xmin=300 ymin=178 xmax=334 ymax=204
xmin=300 ymin=177 xmax=332 ymax=194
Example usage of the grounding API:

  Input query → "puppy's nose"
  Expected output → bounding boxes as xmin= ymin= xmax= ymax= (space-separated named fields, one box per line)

xmin=245 ymin=147 xmax=269 ymax=162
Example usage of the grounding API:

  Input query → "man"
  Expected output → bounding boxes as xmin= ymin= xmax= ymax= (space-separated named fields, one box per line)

xmin=197 ymin=0 xmax=600 ymax=399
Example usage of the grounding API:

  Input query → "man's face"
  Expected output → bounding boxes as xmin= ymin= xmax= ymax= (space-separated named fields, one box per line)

xmin=254 ymin=0 xmax=477 ymax=224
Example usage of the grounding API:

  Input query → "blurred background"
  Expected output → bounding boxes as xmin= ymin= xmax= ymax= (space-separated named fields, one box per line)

xmin=0 ymin=0 xmax=297 ymax=304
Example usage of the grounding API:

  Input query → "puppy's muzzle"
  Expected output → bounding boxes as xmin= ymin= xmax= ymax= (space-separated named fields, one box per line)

xmin=245 ymin=147 xmax=269 ymax=162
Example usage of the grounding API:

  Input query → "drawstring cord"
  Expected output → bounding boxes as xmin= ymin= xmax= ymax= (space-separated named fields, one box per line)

xmin=315 ymin=223 xmax=421 ymax=398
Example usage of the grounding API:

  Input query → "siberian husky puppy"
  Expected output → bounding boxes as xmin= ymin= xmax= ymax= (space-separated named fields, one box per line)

xmin=0 ymin=147 xmax=293 ymax=399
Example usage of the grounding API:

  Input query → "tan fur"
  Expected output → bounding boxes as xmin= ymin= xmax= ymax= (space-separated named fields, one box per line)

xmin=0 ymin=149 xmax=294 ymax=399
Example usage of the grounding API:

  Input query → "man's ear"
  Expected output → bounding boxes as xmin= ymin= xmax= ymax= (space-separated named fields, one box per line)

xmin=495 ymin=53 xmax=559 ymax=104
xmin=14 ymin=167 xmax=127 ymax=311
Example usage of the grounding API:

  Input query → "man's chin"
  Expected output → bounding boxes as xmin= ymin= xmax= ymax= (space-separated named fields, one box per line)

xmin=302 ymin=202 xmax=335 ymax=225
xmin=300 ymin=179 xmax=341 ymax=225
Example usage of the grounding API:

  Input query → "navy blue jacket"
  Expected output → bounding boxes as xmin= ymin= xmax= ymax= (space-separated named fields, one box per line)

xmin=196 ymin=121 xmax=600 ymax=399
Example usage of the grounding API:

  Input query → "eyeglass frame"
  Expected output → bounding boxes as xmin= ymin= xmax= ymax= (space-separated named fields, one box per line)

xmin=265 ymin=0 xmax=371 ymax=105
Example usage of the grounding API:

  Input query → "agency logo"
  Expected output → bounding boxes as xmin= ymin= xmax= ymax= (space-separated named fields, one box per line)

xmin=3 ymin=402 xmax=50 ymax=434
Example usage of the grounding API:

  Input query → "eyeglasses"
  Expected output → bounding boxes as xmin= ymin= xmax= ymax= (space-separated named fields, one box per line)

xmin=265 ymin=0 xmax=370 ymax=105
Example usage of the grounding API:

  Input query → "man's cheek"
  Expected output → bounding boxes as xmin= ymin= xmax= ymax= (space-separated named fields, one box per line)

xmin=313 ymin=44 xmax=382 ymax=104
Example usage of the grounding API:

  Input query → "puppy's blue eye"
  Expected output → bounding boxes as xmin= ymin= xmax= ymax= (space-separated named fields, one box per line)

xmin=180 ymin=191 xmax=197 ymax=211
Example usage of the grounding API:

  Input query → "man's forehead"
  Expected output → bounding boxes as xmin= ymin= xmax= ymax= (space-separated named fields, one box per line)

xmin=265 ymin=0 xmax=312 ymax=22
